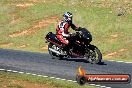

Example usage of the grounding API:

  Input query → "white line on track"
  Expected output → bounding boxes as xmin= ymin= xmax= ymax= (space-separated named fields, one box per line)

xmin=12 ymin=70 xmax=18 ymax=73
xmin=43 ymin=75 xmax=48 ymax=78
xmin=26 ymin=73 xmax=31 ymax=75
xmin=100 ymin=86 xmax=107 ymax=88
xmin=55 ymin=78 xmax=61 ymax=80
xmin=18 ymin=72 xmax=24 ymax=74
xmin=50 ymin=77 xmax=55 ymax=79
xmin=37 ymin=75 xmax=42 ymax=77
xmin=107 ymin=60 xmax=132 ymax=64
xmin=0 ymin=68 xmax=111 ymax=88
xmin=32 ymin=74 xmax=37 ymax=76
xmin=0 ymin=69 xmax=5 ymax=71
xmin=7 ymin=70 xmax=12 ymax=72
xmin=72 ymin=81 xmax=77 ymax=83
xmin=60 ymin=78 xmax=66 ymax=81
xmin=124 ymin=62 xmax=132 ymax=63
xmin=95 ymin=84 xmax=102 ymax=87
xmin=89 ymin=84 xmax=96 ymax=86
xmin=67 ymin=80 xmax=73 ymax=82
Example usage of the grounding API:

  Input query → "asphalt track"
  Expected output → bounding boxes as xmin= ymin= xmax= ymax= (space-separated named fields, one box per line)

xmin=0 ymin=49 xmax=132 ymax=88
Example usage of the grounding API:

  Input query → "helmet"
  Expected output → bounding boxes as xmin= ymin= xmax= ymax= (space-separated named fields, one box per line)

xmin=63 ymin=12 xmax=73 ymax=23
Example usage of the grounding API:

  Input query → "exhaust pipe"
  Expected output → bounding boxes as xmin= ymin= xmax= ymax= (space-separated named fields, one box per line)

xmin=48 ymin=48 xmax=62 ymax=55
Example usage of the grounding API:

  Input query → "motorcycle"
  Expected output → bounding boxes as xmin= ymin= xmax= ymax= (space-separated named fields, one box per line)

xmin=45 ymin=28 xmax=102 ymax=64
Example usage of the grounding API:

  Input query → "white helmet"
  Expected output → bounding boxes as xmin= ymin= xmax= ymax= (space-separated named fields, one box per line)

xmin=63 ymin=12 xmax=73 ymax=23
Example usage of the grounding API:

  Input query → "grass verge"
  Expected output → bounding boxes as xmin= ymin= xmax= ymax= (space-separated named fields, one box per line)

xmin=0 ymin=71 xmax=95 ymax=88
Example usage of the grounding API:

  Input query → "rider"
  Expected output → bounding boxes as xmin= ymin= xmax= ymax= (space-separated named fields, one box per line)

xmin=56 ymin=12 xmax=81 ymax=47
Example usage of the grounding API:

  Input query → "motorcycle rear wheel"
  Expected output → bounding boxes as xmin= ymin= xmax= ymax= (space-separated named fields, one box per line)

xmin=48 ymin=43 xmax=64 ymax=59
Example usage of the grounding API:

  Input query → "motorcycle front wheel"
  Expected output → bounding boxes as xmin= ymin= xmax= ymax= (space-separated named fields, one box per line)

xmin=85 ymin=45 xmax=102 ymax=64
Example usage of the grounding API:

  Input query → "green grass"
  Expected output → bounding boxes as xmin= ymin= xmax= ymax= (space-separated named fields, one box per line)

xmin=0 ymin=71 xmax=95 ymax=88
xmin=0 ymin=0 xmax=132 ymax=62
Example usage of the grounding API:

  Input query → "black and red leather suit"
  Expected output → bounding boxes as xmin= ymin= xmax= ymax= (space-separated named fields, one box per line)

xmin=56 ymin=20 xmax=78 ymax=45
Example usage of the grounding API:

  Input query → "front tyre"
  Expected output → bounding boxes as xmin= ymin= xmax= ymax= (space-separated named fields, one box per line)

xmin=85 ymin=45 xmax=102 ymax=64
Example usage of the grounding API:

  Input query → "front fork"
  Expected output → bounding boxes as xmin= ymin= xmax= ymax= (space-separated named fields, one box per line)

xmin=84 ymin=44 xmax=92 ymax=58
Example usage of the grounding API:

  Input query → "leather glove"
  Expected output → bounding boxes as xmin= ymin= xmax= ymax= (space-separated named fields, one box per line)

xmin=76 ymin=27 xmax=82 ymax=31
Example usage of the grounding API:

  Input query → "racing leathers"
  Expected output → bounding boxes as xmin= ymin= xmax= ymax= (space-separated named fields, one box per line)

xmin=56 ymin=20 xmax=79 ymax=45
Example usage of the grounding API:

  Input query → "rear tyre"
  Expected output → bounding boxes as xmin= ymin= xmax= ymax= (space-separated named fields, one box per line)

xmin=48 ymin=43 xmax=64 ymax=59
xmin=85 ymin=45 xmax=102 ymax=64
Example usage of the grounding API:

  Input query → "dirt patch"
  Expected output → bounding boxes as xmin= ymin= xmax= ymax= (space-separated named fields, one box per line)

xmin=110 ymin=34 xmax=119 ymax=38
xmin=16 ymin=3 xmax=34 ymax=8
xmin=10 ymin=18 xmax=21 ymax=24
xmin=17 ymin=44 xmax=30 ymax=48
xmin=105 ymin=52 xmax=117 ymax=58
xmin=118 ymin=48 xmax=128 ymax=52
xmin=0 ymin=42 xmax=13 ymax=47
xmin=109 ymin=33 xmax=123 ymax=43
xmin=104 ymin=48 xmax=128 ymax=58
xmin=9 ymin=16 xmax=60 ymax=38
xmin=41 ymin=45 xmax=48 ymax=50
xmin=100 ymin=1 xmax=112 ymax=8
xmin=29 ymin=0 xmax=39 ymax=2
xmin=9 ymin=13 xmax=21 ymax=24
